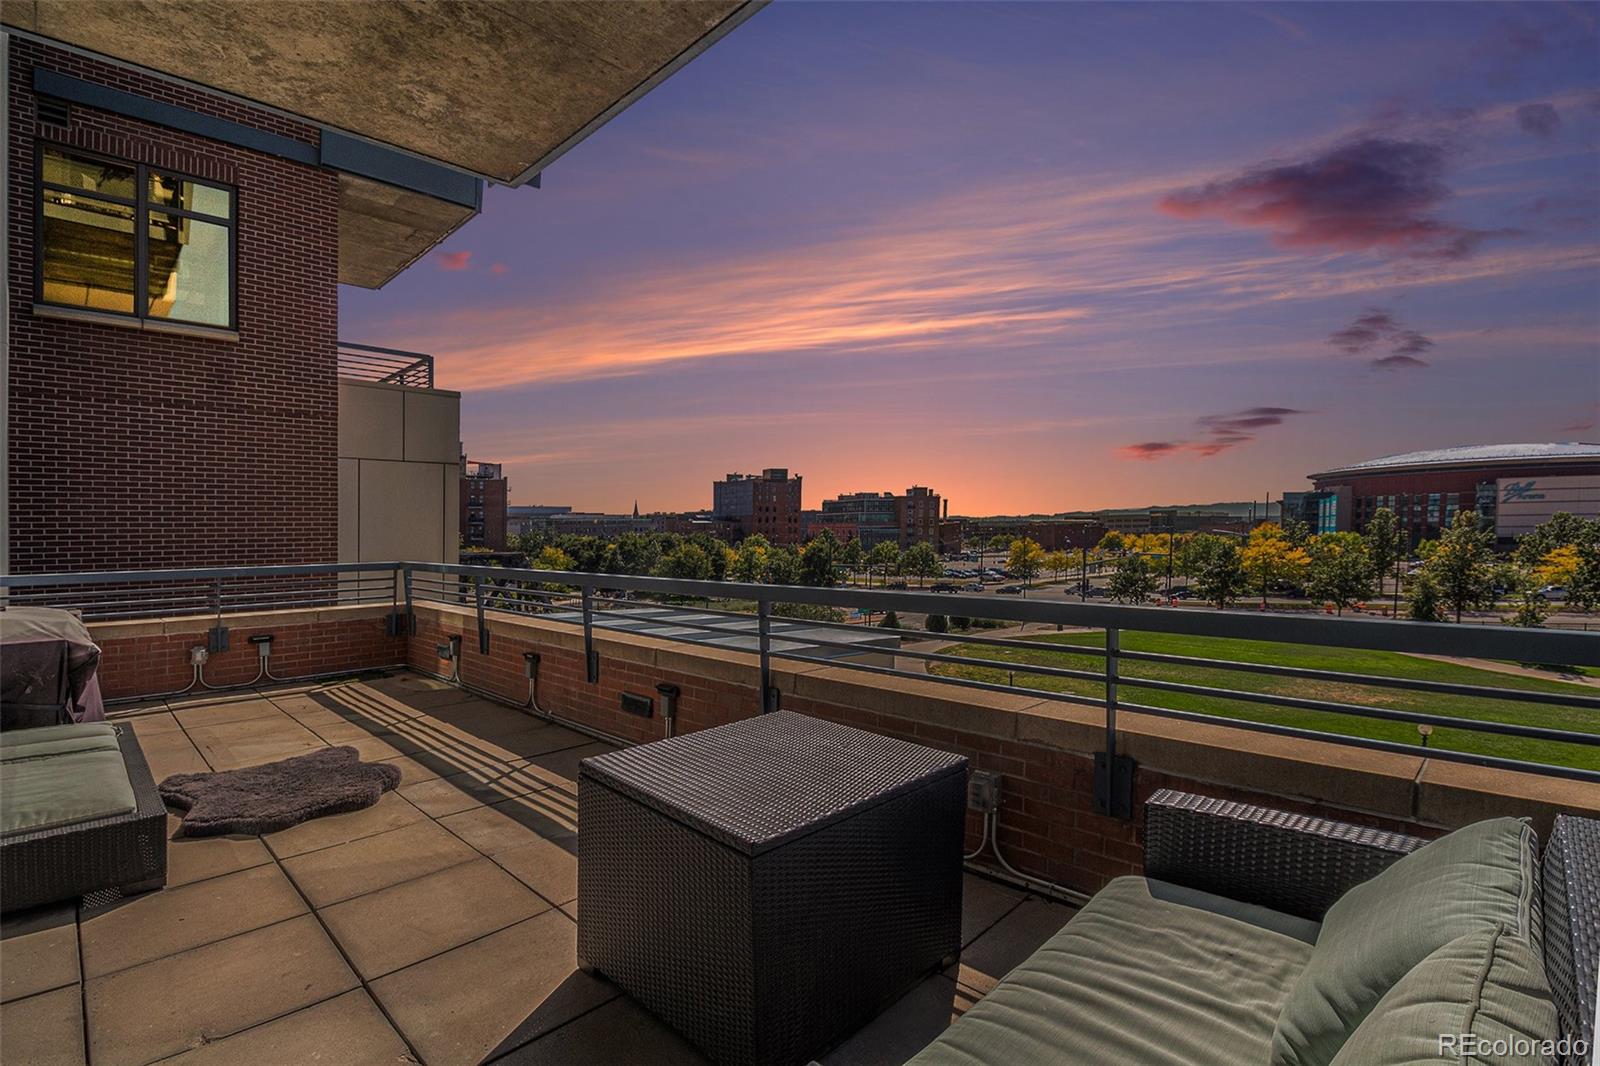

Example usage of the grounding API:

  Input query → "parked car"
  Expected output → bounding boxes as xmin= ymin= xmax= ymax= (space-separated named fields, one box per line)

xmin=997 ymin=585 xmax=1023 ymax=594
xmin=886 ymin=580 xmax=908 ymax=590
xmin=965 ymin=582 xmax=985 ymax=592
xmin=1170 ymin=587 xmax=1192 ymax=600
xmin=930 ymin=582 xmax=959 ymax=593
xmin=1084 ymin=586 xmax=1107 ymax=598
xmin=1539 ymin=586 xmax=1569 ymax=602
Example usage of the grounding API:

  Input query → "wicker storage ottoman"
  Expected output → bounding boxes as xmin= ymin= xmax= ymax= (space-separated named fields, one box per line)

xmin=577 ymin=710 xmax=968 ymax=1065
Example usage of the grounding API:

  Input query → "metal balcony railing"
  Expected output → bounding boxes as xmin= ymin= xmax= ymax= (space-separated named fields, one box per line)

xmin=337 ymin=342 xmax=435 ymax=388
xmin=4 ymin=562 xmax=1598 ymax=800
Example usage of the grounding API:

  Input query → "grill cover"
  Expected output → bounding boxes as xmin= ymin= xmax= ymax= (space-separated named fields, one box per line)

xmin=1 ymin=608 xmax=106 ymax=728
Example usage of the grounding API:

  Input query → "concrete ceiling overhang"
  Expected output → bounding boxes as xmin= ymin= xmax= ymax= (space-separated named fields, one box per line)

xmin=5 ymin=0 xmax=760 ymax=286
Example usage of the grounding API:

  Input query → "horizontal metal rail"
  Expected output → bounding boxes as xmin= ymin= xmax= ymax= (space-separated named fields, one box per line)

xmin=337 ymin=342 xmax=435 ymax=389
xmin=5 ymin=561 xmax=1598 ymax=787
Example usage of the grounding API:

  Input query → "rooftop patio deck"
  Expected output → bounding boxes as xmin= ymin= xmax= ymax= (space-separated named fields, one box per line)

xmin=0 ymin=673 xmax=1072 ymax=1066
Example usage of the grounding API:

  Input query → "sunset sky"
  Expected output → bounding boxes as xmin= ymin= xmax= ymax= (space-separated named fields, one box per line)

xmin=340 ymin=2 xmax=1600 ymax=516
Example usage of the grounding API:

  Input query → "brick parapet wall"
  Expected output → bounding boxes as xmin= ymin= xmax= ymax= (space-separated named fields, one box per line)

xmin=7 ymin=38 xmax=339 ymax=572
xmin=89 ymin=605 xmax=403 ymax=700
xmin=408 ymin=603 xmax=1600 ymax=897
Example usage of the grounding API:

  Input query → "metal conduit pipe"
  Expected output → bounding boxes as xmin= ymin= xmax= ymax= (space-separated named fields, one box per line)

xmin=964 ymin=809 xmax=1094 ymax=907
xmin=420 ymin=640 xmax=631 ymax=749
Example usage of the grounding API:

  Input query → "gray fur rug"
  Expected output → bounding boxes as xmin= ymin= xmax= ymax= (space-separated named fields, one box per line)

xmin=160 ymin=746 xmax=402 ymax=836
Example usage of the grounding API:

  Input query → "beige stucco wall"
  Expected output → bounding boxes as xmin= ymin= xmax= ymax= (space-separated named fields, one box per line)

xmin=338 ymin=380 xmax=460 ymax=562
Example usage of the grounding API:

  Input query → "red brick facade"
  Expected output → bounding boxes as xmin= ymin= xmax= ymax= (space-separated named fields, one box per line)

xmin=6 ymin=38 xmax=340 ymax=573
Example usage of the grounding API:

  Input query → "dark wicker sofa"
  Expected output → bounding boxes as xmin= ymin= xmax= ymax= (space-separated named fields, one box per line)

xmin=910 ymin=790 xmax=1596 ymax=1066
xmin=1 ymin=723 xmax=167 ymax=913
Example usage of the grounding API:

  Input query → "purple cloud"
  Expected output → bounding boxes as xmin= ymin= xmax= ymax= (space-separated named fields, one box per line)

xmin=1120 ymin=407 xmax=1310 ymax=460
xmin=1371 ymin=355 xmax=1431 ymax=370
xmin=1120 ymin=441 xmax=1183 ymax=461
xmin=1327 ymin=308 xmax=1435 ymax=369
xmin=1160 ymin=137 xmax=1504 ymax=260
xmin=1516 ymin=103 xmax=1561 ymax=138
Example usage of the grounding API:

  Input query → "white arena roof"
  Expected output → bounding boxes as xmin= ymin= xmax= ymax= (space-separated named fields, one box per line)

xmin=1312 ymin=442 xmax=1600 ymax=479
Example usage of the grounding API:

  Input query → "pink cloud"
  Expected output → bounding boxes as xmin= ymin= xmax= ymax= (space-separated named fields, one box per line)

xmin=435 ymin=250 xmax=472 ymax=271
xmin=489 ymin=262 xmax=509 ymax=275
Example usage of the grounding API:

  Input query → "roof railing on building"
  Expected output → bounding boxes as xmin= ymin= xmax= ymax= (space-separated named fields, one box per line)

xmin=337 ymin=341 xmax=435 ymax=389
xmin=5 ymin=562 xmax=1598 ymax=803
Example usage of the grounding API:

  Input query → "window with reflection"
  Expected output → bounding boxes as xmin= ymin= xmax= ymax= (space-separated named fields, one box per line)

xmin=37 ymin=147 xmax=235 ymax=329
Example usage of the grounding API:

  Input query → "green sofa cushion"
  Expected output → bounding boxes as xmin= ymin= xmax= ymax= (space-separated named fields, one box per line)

xmin=907 ymin=876 xmax=1314 ymax=1066
xmin=1 ymin=722 xmax=120 ymax=761
xmin=1 ymin=745 xmax=137 ymax=835
xmin=1329 ymin=928 xmax=1557 ymax=1066
xmin=1272 ymin=818 xmax=1536 ymax=1066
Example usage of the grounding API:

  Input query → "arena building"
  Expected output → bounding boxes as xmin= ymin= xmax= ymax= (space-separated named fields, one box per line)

xmin=1303 ymin=443 xmax=1600 ymax=546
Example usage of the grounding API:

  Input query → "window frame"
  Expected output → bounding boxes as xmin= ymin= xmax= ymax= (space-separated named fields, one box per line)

xmin=34 ymin=142 xmax=238 ymax=331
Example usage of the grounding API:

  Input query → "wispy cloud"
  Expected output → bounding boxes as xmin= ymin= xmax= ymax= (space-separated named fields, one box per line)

xmin=1327 ymin=307 xmax=1436 ymax=369
xmin=1118 ymin=406 xmax=1311 ymax=460
xmin=435 ymin=250 xmax=472 ymax=271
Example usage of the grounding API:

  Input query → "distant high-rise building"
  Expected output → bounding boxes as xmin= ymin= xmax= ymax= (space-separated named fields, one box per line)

xmin=712 ymin=469 xmax=804 ymax=545
xmin=461 ymin=457 xmax=508 ymax=550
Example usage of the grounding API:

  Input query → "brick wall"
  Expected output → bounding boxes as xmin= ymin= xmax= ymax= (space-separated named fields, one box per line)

xmin=90 ymin=606 xmax=404 ymax=700
xmin=7 ymin=38 xmax=340 ymax=573
xmin=85 ymin=599 xmax=1595 ymax=896
xmin=409 ymin=604 xmax=1594 ymax=898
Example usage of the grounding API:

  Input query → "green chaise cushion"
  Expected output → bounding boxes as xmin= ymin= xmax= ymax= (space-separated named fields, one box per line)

xmin=1329 ymin=927 xmax=1557 ymax=1066
xmin=1 ymin=726 xmax=137 ymax=835
xmin=1272 ymin=818 xmax=1537 ymax=1066
xmin=907 ymin=875 xmax=1314 ymax=1066
xmin=0 ymin=722 xmax=121 ymax=761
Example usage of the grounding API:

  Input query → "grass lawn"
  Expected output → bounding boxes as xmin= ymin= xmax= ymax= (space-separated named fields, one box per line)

xmin=927 ymin=631 xmax=1600 ymax=771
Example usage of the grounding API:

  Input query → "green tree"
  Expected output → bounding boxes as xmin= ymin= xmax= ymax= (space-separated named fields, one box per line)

xmin=798 ymin=533 xmax=839 ymax=587
xmin=613 ymin=532 xmax=662 ymax=576
xmin=1096 ymin=531 xmax=1127 ymax=556
xmin=880 ymin=610 xmax=901 ymax=629
xmin=901 ymin=541 xmax=942 ymax=588
xmin=1513 ymin=512 xmax=1599 ymax=571
xmin=925 ymin=613 xmax=949 ymax=634
xmin=1006 ymin=538 xmax=1046 ymax=593
xmin=1572 ymin=540 xmax=1600 ymax=613
xmin=1107 ymin=553 xmax=1155 ymax=603
xmin=867 ymin=541 xmax=901 ymax=588
xmin=1407 ymin=571 xmax=1443 ymax=622
xmin=1364 ymin=508 xmax=1401 ymax=598
xmin=764 ymin=546 xmax=801 ymax=586
xmin=1190 ymin=537 xmax=1248 ymax=609
xmin=950 ymin=616 xmax=971 ymax=631
xmin=1420 ymin=511 xmax=1496 ymax=623
xmin=656 ymin=542 xmax=713 ymax=581
xmin=730 ymin=534 xmax=771 ymax=584
xmin=838 ymin=538 xmax=865 ymax=585
xmin=1505 ymin=578 xmax=1548 ymax=628
xmin=1306 ymin=532 xmax=1373 ymax=615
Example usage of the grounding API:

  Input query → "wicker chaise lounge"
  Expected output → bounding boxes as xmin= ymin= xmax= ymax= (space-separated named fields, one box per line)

xmin=910 ymin=790 xmax=1597 ymax=1066
xmin=1 ymin=722 xmax=167 ymax=912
